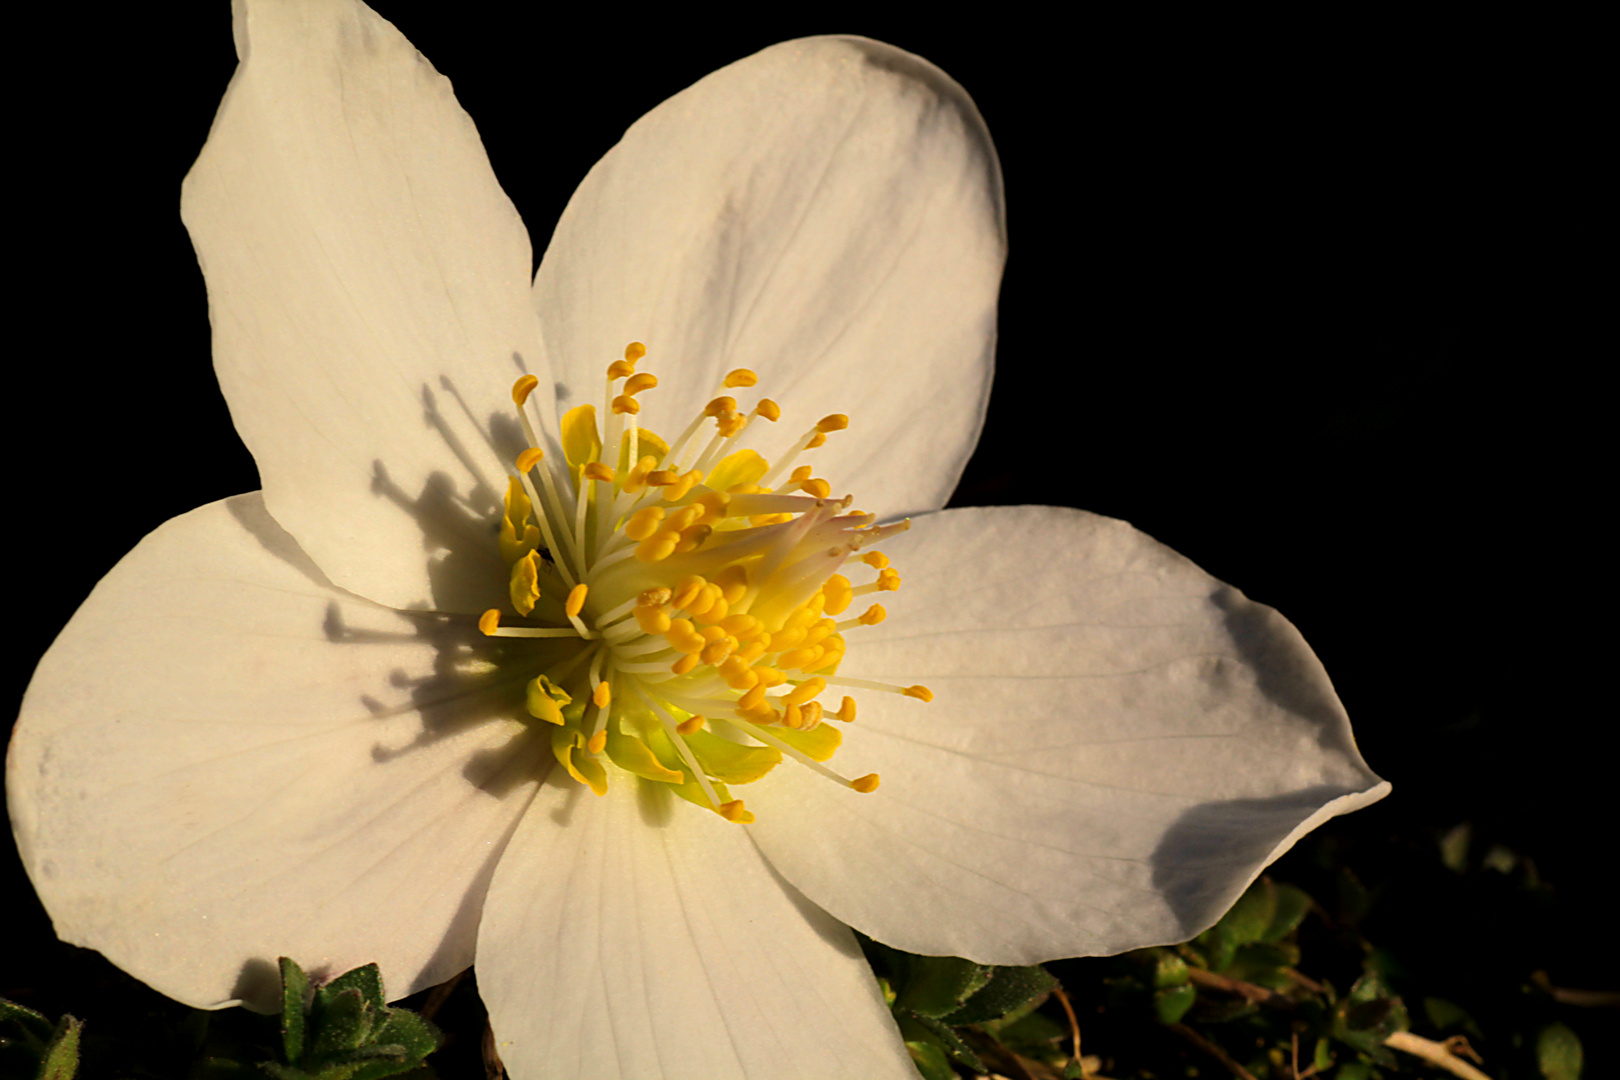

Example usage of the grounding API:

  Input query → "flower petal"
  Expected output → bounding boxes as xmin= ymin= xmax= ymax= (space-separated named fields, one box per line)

xmin=749 ymin=505 xmax=1388 ymax=963
xmin=8 ymin=495 xmax=542 ymax=1009
xmin=533 ymin=37 xmax=1004 ymax=518
xmin=181 ymin=0 xmax=548 ymax=611
xmin=478 ymin=774 xmax=917 ymax=1080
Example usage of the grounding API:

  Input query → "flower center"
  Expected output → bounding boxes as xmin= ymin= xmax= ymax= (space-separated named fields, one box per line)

xmin=479 ymin=343 xmax=931 ymax=824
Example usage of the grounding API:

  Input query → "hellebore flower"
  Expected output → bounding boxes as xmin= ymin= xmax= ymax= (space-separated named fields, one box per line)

xmin=8 ymin=2 xmax=1388 ymax=1077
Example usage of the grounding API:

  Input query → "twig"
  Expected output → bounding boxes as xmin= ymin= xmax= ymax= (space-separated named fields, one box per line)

xmin=1385 ymin=1031 xmax=1490 ymax=1080
xmin=1053 ymin=983 xmax=1083 ymax=1068
xmin=1169 ymin=1022 xmax=1259 ymax=1080
xmin=1531 ymin=970 xmax=1620 ymax=1007
xmin=1185 ymin=967 xmax=1279 ymax=1005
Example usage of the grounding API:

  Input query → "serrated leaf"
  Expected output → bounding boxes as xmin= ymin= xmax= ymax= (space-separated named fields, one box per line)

xmin=1312 ymin=1036 xmax=1334 ymax=1071
xmin=895 ymin=955 xmax=992 ymax=1018
xmin=308 ymin=988 xmax=369 ymax=1058
xmin=1218 ymin=878 xmax=1277 ymax=947
xmin=371 ymin=1010 xmax=441 ymax=1061
xmin=1263 ymin=884 xmax=1313 ymax=941
xmin=940 ymin=965 xmax=1057 ymax=1025
xmin=39 ymin=1015 xmax=82 ymax=1080
xmin=279 ymin=957 xmax=311 ymax=1065
xmin=903 ymin=1010 xmax=986 ymax=1073
xmin=1225 ymin=941 xmax=1300 ymax=985
xmin=987 ymin=1008 xmax=1066 ymax=1050
xmin=1537 ymin=1022 xmax=1583 ymax=1080
xmin=318 ymin=965 xmax=386 ymax=1016
xmin=0 ymin=997 xmax=55 ymax=1045
xmin=1155 ymin=984 xmax=1197 ymax=1024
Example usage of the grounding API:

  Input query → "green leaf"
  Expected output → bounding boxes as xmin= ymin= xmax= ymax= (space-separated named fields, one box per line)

xmin=1335 ymin=1063 xmax=1374 ymax=1080
xmin=1313 ymin=1037 xmax=1334 ymax=1072
xmin=279 ymin=957 xmax=312 ymax=1065
xmin=0 ymin=997 xmax=55 ymax=1045
xmin=370 ymin=1010 xmax=441 ymax=1062
xmin=318 ymin=965 xmax=386 ymax=1016
xmin=1155 ymin=984 xmax=1198 ymax=1024
xmin=1422 ymin=997 xmax=1482 ymax=1037
xmin=1151 ymin=949 xmax=1189 ymax=989
xmin=987 ymin=1008 xmax=1066 ymax=1051
xmin=895 ymin=955 xmax=992 ymax=1018
xmin=1219 ymin=878 xmax=1278 ymax=947
xmin=1331 ymin=972 xmax=1408 ymax=1065
xmin=1438 ymin=822 xmax=1471 ymax=872
xmin=902 ymin=1033 xmax=958 ymax=1080
xmin=903 ymin=1010 xmax=985 ymax=1073
xmin=308 ymin=988 xmax=369 ymax=1059
xmin=1537 ymin=1022 xmax=1583 ymax=1080
xmin=1263 ymin=884 xmax=1314 ymax=941
xmin=39 ymin=1015 xmax=82 ymax=1080
xmin=939 ymin=965 xmax=1057 ymax=1025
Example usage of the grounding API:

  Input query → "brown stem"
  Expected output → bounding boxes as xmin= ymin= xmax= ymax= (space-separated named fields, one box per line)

xmin=1169 ymin=1022 xmax=1260 ymax=1080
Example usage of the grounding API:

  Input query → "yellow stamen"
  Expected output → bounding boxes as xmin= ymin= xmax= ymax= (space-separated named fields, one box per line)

xmin=718 ymin=799 xmax=754 ymax=823
xmin=624 ymin=341 xmax=647 ymax=362
xmin=785 ymin=677 xmax=826 ymax=707
xmin=516 ymin=446 xmax=544 ymax=472
xmin=851 ymin=773 xmax=880 ymax=794
xmin=705 ymin=396 xmax=737 ymax=417
xmin=625 ymin=506 xmax=665 ymax=541
xmin=671 ymin=653 xmax=700 ymax=675
xmin=904 ymin=685 xmax=934 ymax=702
xmin=723 ymin=369 xmax=758 ymax=388
xmin=586 ymin=729 xmax=608 ymax=755
xmin=756 ymin=399 xmax=781 ymax=421
xmin=566 ymin=584 xmax=589 ymax=618
xmin=801 ymin=478 xmax=831 ymax=498
xmin=677 ymin=715 xmax=707 ymax=735
xmin=594 ymin=682 xmax=612 ymax=708
xmin=862 ymin=551 xmax=890 ymax=569
xmin=837 ymin=696 xmax=857 ymax=723
xmin=583 ymin=462 xmax=615 ymax=483
xmin=859 ymin=604 xmax=886 ymax=626
xmin=606 ymin=359 xmax=636 ymax=380
xmin=611 ymin=394 xmax=640 ymax=415
xmin=816 ymin=414 xmax=849 ymax=433
xmin=478 ymin=609 xmax=501 ymax=636
xmin=624 ymin=373 xmax=658 ymax=396
xmin=512 ymin=373 xmax=539 ymax=405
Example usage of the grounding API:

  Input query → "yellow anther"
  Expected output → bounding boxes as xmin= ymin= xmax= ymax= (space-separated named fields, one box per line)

xmin=785 ymin=677 xmax=826 ymax=707
xmin=670 ymin=577 xmax=706 ymax=611
xmin=646 ymin=470 xmax=680 ymax=486
xmin=777 ymin=645 xmax=821 ymax=671
xmin=859 ymin=604 xmax=887 ymax=626
xmin=695 ymin=491 xmax=732 ymax=522
xmin=806 ymin=432 xmax=827 ymax=449
xmin=782 ymin=703 xmax=804 ymax=729
xmin=878 ymin=568 xmax=902 ymax=591
xmin=478 ymin=609 xmax=501 ymax=636
xmin=862 ymin=551 xmax=890 ymax=569
xmin=715 ymin=564 xmax=749 ymax=603
xmin=718 ymin=799 xmax=754 ymax=824
xmin=634 ymin=605 xmax=672 ymax=635
xmin=801 ymin=701 xmax=824 ymax=730
xmin=802 ymin=478 xmax=831 ymax=498
xmin=837 ymin=696 xmax=857 ymax=723
xmin=509 ymin=551 xmax=541 ymax=615
xmin=593 ymin=682 xmax=611 ymax=708
xmin=790 ymin=465 xmax=814 ymax=484
xmin=768 ymin=627 xmax=806 ymax=652
xmin=723 ymin=368 xmax=758 ymax=388
xmin=752 ymin=666 xmax=787 ymax=688
xmin=623 ymin=372 xmax=658 ymax=396
xmin=671 ymin=653 xmax=700 ymax=675
xmin=803 ymin=618 xmax=837 ymax=648
xmin=737 ymin=683 xmax=768 ymax=711
xmin=625 ymin=506 xmax=665 ymax=541
xmin=717 ymin=413 xmax=747 ymax=438
xmin=719 ymin=656 xmax=760 ymax=689
xmin=606 ymin=359 xmax=636 ymax=380
xmin=583 ymin=462 xmax=615 ymax=483
xmin=735 ymin=639 xmax=767 ymax=663
xmin=904 ymin=685 xmax=934 ymax=702
xmin=664 ymin=470 xmax=701 ymax=501
xmin=640 ymin=587 xmax=673 ymax=607
xmin=700 ymin=625 xmax=728 ymax=644
xmin=705 ymin=396 xmax=737 ymax=417
xmin=512 ymin=373 xmax=540 ymax=405
xmin=816 ymin=414 xmax=849 ymax=433
xmin=636 ymin=532 xmax=680 ymax=563
xmin=624 ymin=341 xmax=647 ymax=362
xmin=666 ymin=504 xmax=703 ymax=531
xmin=756 ymin=398 xmax=781 ymax=421
xmin=720 ymin=613 xmax=762 ymax=639
xmin=739 ymin=701 xmax=778 ymax=722
xmin=851 ymin=773 xmax=881 ymax=794
xmin=566 ymin=584 xmax=589 ymax=618
xmin=586 ymin=729 xmax=607 ymax=755
xmin=700 ymin=638 xmax=735 ymax=666
xmin=516 ymin=446 xmax=545 ymax=472
xmin=611 ymin=394 xmax=641 ymax=415
xmin=677 ymin=715 xmax=707 ymax=736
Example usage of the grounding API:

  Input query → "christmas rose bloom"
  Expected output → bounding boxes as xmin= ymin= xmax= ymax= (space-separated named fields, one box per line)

xmin=8 ymin=2 xmax=1388 ymax=1077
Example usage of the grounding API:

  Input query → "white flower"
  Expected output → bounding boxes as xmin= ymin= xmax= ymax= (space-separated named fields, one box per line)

xmin=7 ymin=2 xmax=1388 ymax=1077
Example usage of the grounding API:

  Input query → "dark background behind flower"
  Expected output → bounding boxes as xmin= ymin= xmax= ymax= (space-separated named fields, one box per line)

xmin=7 ymin=1 xmax=1606 ymax=1074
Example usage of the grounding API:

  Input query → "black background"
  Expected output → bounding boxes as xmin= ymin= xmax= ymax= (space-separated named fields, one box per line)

xmin=7 ymin=0 xmax=1607 ymax=1054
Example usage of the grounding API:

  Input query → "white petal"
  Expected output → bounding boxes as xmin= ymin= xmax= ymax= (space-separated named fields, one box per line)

xmin=750 ymin=505 xmax=1388 ymax=963
xmin=533 ymin=37 xmax=1003 ymax=518
xmin=478 ymin=774 xmax=917 ymax=1080
xmin=8 ymin=495 xmax=543 ymax=1009
xmin=181 ymin=0 xmax=548 ymax=610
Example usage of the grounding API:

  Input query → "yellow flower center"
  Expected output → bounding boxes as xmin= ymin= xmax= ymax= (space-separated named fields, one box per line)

xmin=481 ymin=343 xmax=931 ymax=823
